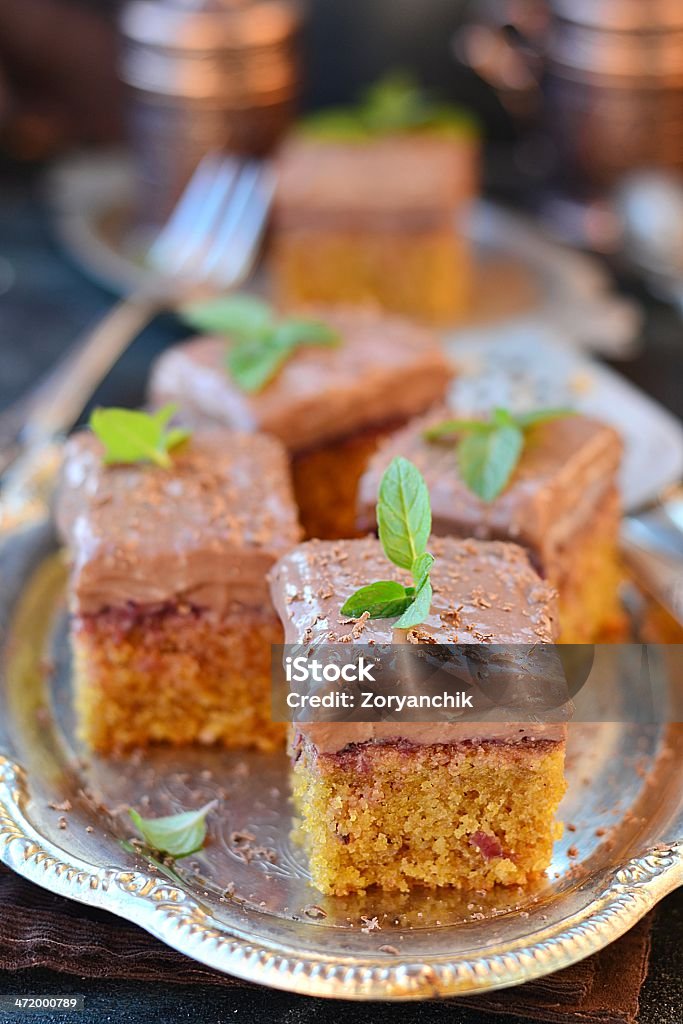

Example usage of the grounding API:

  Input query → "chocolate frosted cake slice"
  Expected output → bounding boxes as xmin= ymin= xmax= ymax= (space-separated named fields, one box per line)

xmin=270 ymin=536 xmax=566 ymax=895
xmin=149 ymin=306 xmax=450 ymax=540
xmin=358 ymin=412 xmax=624 ymax=642
xmin=56 ymin=428 xmax=301 ymax=753
xmin=272 ymin=118 xmax=478 ymax=324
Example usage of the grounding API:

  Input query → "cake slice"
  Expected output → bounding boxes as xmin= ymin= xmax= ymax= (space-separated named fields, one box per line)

xmin=148 ymin=305 xmax=450 ymax=539
xmin=55 ymin=425 xmax=301 ymax=753
xmin=358 ymin=410 xmax=624 ymax=643
xmin=272 ymin=76 xmax=478 ymax=324
xmin=270 ymin=535 xmax=566 ymax=895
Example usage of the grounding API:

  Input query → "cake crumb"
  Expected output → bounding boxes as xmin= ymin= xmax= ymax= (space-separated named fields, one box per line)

xmin=361 ymin=916 xmax=380 ymax=933
xmin=303 ymin=904 xmax=327 ymax=920
xmin=49 ymin=799 xmax=73 ymax=813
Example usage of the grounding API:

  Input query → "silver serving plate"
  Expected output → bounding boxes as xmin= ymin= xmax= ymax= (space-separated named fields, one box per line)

xmin=0 ymin=517 xmax=681 ymax=1000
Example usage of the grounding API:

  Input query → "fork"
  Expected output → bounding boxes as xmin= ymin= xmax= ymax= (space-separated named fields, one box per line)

xmin=621 ymin=487 xmax=683 ymax=626
xmin=0 ymin=153 xmax=275 ymax=480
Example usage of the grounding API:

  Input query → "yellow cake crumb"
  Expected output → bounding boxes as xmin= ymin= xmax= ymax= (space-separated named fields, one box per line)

xmin=274 ymin=229 xmax=471 ymax=325
xmin=292 ymin=422 xmax=404 ymax=540
xmin=555 ymin=488 xmax=626 ymax=643
xmin=292 ymin=740 xmax=566 ymax=896
xmin=73 ymin=607 xmax=285 ymax=754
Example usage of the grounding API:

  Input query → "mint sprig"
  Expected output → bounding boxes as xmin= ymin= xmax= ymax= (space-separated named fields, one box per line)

xmin=90 ymin=404 xmax=190 ymax=469
xmin=341 ymin=457 xmax=434 ymax=630
xmin=424 ymin=407 xmax=573 ymax=502
xmin=129 ymin=802 xmax=216 ymax=859
xmin=301 ymin=73 xmax=477 ymax=141
xmin=180 ymin=295 xmax=339 ymax=393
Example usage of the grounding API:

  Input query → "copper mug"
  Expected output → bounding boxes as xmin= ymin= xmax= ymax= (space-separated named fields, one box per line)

xmin=455 ymin=0 xmax=683 ymax=192
xmin=119 ymin=0 xmax=301 ymax=225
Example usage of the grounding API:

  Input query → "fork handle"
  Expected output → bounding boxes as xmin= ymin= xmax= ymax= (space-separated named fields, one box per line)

xmin=0 ymin=287 xmax=166 ymax=463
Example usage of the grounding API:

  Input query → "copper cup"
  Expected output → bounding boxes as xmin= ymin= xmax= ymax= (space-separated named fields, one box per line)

xmin=120 ymin=0 xmax=301 ymax=225
xmin=545 ymin=5 xmax=683 ymax=189
xmin=456 ymin=0 xmax=683 ymax=192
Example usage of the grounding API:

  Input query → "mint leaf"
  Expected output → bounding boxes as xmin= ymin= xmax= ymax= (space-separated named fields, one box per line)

xmin=164 ymin=427 xmax=192 ymax=450
xmin=340 ymin=580 xmax=414 ymax=620
xmin=377 ymin=456 xmax=431 ymax=571
xmin=417 ymin=102 xmax=478 ymax=137
xmin=227 ymin=335 xmax=290 ymax=393
xmin=180 ymin=295 xmax=340 ymax=393
xmin=299 ymin=109 xmax=371 ymax=141
xmin=491 ymin=407 xmax=517 ymax=427
xmin=152 ymin=404 xmax=175 ymax=429
xmin=273 ymin=319 xmax=340 ymax=349
xmin=395 ymin=578 xmax=433 ymax=630
xmin=153 ymin=405 xmax=191 ymax=452
xmin=411 ymin=551 xmax=434 ymax=590
xmin=423 ymin=419 xmax=491 ymax=440
xmin=90 ymin=404 xmax=189 ymax=468
xmin=300 ymin=73 xmax=477 ymax=141
xmin=341 ymin=458 xmax=435 ymax=629
xmin=129 ymin=802 xmax=216 ymax=858
xmin=425 ymin=407 xmax=575 ymax=502
xmin=180 ymin=295 xmax=273 ymax=339
xmin=226 ymin=319 xmax=339 ymax=392
xmin=513 ymin=407 xmax=573 ymax=428
xmin=361 ymin=73 xmax=426 ymax=134
xmin=457 ymin=423 xmax=524 ymax=502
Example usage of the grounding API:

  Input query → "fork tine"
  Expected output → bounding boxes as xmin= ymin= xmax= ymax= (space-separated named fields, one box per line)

xmin=200 ymin=162 xmax=277 ymax=289
xmin=147 ymin=153 xmax=224 ymax=266
xmin=149 ymin=154 xmax=240 ymax=276
xmin=194 ymin=160 xmax=262 ymax=278
xmin=0 ymin=149 xmax=277 ymax=480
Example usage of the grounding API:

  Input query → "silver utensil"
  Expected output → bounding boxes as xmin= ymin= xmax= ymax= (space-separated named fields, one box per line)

xmin=120 ymin=0 xmax=299 ymax=225
xmin=621 ymin=488 xmax=683 ymax=626
xmin=614 ymin=169 xmax=683 ymax=311
xmin=0 ymin=153 xmax=275 ymax=479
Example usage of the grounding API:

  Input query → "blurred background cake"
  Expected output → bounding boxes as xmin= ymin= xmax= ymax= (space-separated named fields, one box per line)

xmin=272 ymin=76 xmax=479 ymax=324
xmin=149 ymin=304 xmax=451 ymax=538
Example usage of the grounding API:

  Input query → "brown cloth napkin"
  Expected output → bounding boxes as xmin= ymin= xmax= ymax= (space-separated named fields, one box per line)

xmin=0 ymin=864 xmax=651 ymax=1023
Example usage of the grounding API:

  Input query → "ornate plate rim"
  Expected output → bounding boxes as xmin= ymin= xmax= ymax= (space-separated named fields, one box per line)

xmin=1 ymin=751 xmax=682 ymax=1000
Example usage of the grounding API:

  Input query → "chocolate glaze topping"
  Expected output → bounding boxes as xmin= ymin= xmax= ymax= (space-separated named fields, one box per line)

xmin=358 ymin=412 xmax=622 ymax=578
xmin=148 ymin=307 xmax=451 ymax=454
xmin=270 ymin=535 xmax=558 ymax=646
xmin=269 ymin=536 xmax=564 ymax=753
xmin=56 ymin=429 xmax=301 ymax=616
xmin=274 ymin=135 xmax=478 ymax=228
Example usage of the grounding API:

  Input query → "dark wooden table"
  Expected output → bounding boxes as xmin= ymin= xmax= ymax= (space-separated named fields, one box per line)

xmin=0 ymin=159 xmax=681 ymax=1023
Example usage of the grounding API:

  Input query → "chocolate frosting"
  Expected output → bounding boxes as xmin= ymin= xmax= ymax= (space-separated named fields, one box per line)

xmin=270 ymin=535 xmax=558 ymax=646
xmin=269 ymin=536 xmax=563 ymax=753
xmin=55 ymin=429 xmax=301 ymax=616
xmin=295 ymin=721 xmax=567 ymax=756
xmin=358 ymin=412 xmax=622 ymax=578
xmin=148 ymin=307 xmax=451 ymax=454
xmin=274 ymin=135 xmax=478 ymax=228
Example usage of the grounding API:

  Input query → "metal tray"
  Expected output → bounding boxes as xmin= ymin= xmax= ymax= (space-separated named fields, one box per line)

xmin=0 ymin=519 xmax=681 ymax=1000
